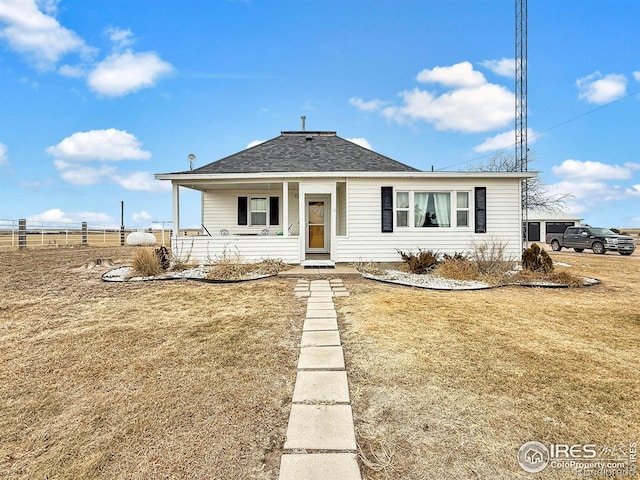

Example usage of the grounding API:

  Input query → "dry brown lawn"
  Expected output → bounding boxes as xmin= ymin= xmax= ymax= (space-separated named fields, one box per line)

xmin=0 ymin=247 xmax=304 ymax=479
xmin=2 ymin=246 xmax=639 ymax=479
xmin=337 ymin=252 xmax=640 ymax=479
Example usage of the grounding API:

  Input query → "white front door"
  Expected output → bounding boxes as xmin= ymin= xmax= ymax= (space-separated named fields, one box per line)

xmin=306 ymin=196 xmax=329 ymax=253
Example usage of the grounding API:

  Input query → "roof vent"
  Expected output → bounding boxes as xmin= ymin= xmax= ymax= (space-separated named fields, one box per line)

xmin=306 ymin=136 xmax=313 ymax=142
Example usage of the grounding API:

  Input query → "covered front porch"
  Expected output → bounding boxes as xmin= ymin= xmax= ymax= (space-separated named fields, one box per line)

xmin=169 ymin=177 xmax=347 ymax=264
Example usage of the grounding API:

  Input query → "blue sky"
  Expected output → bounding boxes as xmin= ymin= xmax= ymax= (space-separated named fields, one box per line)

xmin=1 ymin=0 xmax=639 ymax=229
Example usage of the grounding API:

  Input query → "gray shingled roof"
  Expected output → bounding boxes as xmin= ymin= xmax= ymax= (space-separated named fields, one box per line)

xmin=181 ymin=131 xmax=420 ymax=174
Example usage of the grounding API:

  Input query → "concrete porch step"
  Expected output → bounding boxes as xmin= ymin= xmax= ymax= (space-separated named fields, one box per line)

xmin=301 ymin=259 xmax=336 ymax=269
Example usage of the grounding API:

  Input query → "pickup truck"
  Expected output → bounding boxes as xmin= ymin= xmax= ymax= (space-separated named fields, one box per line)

xmin=546 ymin=226 xmax=636 ymax=255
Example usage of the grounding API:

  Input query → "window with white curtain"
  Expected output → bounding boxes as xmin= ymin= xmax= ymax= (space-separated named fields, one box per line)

xmin=414 ymin=192 xmax=450 ymax=227
xmin=250 ymin=197 xmax=267 ymax=225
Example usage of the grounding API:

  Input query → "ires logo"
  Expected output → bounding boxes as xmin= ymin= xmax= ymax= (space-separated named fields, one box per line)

xmin=549 ymin=444 xmax=597 ymax=458
xmin=518 ymin=441 xmax=637 ymax=475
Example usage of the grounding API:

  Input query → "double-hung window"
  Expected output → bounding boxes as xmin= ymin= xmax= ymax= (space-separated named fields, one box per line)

xmin=456 ymin=192 xmax=469 ymax=227
xmin=396 ymin=191 xmax=410 ymax=227
xmin=250 ymin=197 xmax=268 ymax=226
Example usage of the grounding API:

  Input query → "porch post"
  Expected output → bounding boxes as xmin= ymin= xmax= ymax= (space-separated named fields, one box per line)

xmin=282 ymin=181 xmax=289 ymax=237
xmin=330 ymin=182 xmax=337 ymax=261
xmin=172 ymin=183 xmax=180 ymax=237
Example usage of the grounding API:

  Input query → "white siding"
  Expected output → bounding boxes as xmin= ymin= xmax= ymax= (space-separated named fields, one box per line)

xmin=172 ymin=235 xmax=300 ymax=264
xmin=335 ymin=178 xmax=522 ymax=262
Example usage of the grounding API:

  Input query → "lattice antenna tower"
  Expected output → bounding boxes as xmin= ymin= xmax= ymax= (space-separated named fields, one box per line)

xmin=515 ymin=0 xmax=528 ymax=172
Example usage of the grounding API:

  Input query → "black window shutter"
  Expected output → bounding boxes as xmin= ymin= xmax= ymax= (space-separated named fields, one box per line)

xmin=475 ymin=187 xmax=487 ymax=233
xmin=269 ymin=197 xmax=279 ymax=225
xmin=381 ymin=186 xmax=394 ymax=233
xmin=238 ymin=197 xmax=248 ymax=225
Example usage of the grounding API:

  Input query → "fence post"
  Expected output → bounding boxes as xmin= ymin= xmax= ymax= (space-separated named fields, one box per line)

xmin=18 ymin=219 xmax=26 ymax=248
xmin=82 ymin=222 xmax=88 ymax=245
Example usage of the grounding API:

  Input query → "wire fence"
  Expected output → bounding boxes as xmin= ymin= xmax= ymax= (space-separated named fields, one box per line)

xmin=0 ymin=219 xmax=172 ymax=248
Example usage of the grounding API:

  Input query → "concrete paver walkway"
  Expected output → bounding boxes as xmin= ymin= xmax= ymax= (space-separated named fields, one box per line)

xmin=278 ymin=279 xmax=362 ymax=480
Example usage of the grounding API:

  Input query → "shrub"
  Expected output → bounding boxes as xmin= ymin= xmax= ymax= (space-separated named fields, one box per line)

xmin=397 ymin=248 xmax=440 ymax=274
xmin=435 ymin=256 xmax=479 ymax=281
xmin=468 ymin=237 xmax=516 ymax=280
xmin=155 ymin=246 xmax=170 ymax=270
xmin=352 ymin=260 xmax=386 ymax=276
xmin=511 ymin=269 xmax=585 ymax=288
xmin=132 ymin=248 xmax=163 ymax=277
xmin=253 ymin=258 xmax=289 ymax=275
xmin=522 ymin=243 xmax=554 ymax=274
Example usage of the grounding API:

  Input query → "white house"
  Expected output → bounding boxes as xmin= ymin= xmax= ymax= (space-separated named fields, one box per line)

xmin=155 ymin=130 xmax=536 ymax=264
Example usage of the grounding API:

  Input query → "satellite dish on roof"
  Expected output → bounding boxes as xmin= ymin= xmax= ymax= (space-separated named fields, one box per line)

xmin=188 ymin=153 xmax=196 ymax=170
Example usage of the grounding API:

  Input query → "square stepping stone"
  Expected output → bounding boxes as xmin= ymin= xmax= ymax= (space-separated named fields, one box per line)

xmin=297 ymin=346 xmax=344 ymax=370
xmin=284 ymin=404 xmax=356 ymax=450
xmin=294 ymin=291 xmax=311 ymax=298
xmin=310 ymin=285 xmax=332 ymax=292
xmin=333 ymin=291 xmax=350 ymax=297
xmin=307 ymin=296 xmax=335 ymax=304
xmin=306 ymin=309 xmax=337 ymax=319
xmin=301 ymin=330 xmax=340 ymax=346
xmin=292 ymin=370 xmax=350 ymax=403
xmin=302 ymin=317 xmax=338 ymax=331
xmin=306 ymin=302 xmax=334 ymax=310
xmin=279 ymin=453 xmax=361 ymax=480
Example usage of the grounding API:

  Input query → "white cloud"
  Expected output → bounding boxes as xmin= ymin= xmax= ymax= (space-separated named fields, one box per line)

xmin=27 ymin=208 xmax=114 ymax=224
xmin=247 ymin=140 xmax=266 ymax=149
xmin=474 ymin=128 xmax=540 ymax=153
xmin=105 ymin=26 xmax=134 ymax=49
xmin=0 ymin=0 xmax=94 ymax=70
xmin=624 ymin=184 xmax=640 ymax=197
xmin=480 ymin=58 xmax=515 ymax=78
xmin=552 ymin=159 xmax=632 ymax=181
xmin=132 ymin=211 xmax=153 ymax=222
xmin=576 ymin=72 xmax=627 ymax=104
xmin=634 ymin=71 xmax=640 ymax=82
xmin=0 ymin=142 xmax=8 ymax=165
xmin=352 ymin=62 xmax=514 ymax=133
xmin=348 ymin=97 xmax=388 ymax=112
xmin=87 ymin=50 xmax=173 ymax=97
xmin=54 ymin=159 xmax=116 ymax=185
xmin=416 ymin=61 xmax=486 ymax=88
xmin=46 ymin=128 xmax=151 ymax=162
xmin=382 ymin=83 xmax=513 ymax=133
xmin=346 ymin=137 xmax=372 ymax=150
xmin=58 ymin=63 xmax=86 ymax=77
xmin=111 ymin=171 xmax=171 ymax=192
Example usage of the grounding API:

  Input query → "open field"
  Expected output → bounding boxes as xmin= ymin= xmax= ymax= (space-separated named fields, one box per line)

xmin=1 ymin=246 xmax=639 ymax=479
xmin=0 ymin=231 xmax=173 ymax=248
xmin=337 ymin=252 xmax=640 ymax=479
xmin=0 ymin=246 xmax=303 ymax=479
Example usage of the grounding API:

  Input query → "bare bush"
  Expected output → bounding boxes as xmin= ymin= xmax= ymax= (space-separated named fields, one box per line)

xmin=352 ymin=260 xmax=387 ymax=276
xmin=467 ymin=237 xmax=516 ymax=284
xmin=206 ymin=248 xmax=288 ymax=280
xmin=434 ymin=256 xmax=479 ymax=281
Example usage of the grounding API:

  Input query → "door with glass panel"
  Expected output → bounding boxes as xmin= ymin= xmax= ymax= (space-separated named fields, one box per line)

xmin=307 ymin=199 xmax=327 ymax=252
